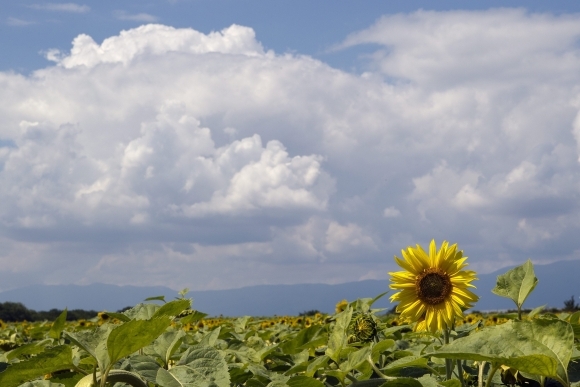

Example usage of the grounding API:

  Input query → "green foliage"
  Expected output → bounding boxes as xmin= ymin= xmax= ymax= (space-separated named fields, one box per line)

xmin=1 ymin=261 xmax=579 ymax=387
xmin=107 ymin=316 xmax=174 ymax=365
xmin=492 ymin=259 xmax=538 ymax=314
xmin=430 ymin=318 xmax=574 ymax=386
xmin=48 ymin=309 xmax=67 ymax=340
xmin=326 ymin=306 xmax=353 ymax=362
xmin=0 ymin=345 xmax=73 ymax=387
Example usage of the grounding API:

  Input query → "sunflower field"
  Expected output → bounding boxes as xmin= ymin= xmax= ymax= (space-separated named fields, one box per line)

xmin=0 ymin=241 xmax=579 ymax=387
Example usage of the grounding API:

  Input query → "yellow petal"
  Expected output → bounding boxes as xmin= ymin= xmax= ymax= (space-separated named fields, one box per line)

xmin=395 ymin=255 xmax=419 ymax=275
xmin=429 ymin=239 xmax=437 ymax=266
xmin=413 ymin=245 xmax=431 ymax=269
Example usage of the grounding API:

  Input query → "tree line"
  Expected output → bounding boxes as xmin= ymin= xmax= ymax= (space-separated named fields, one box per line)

xmin=0 ymin=301 xmax=99 ymax=322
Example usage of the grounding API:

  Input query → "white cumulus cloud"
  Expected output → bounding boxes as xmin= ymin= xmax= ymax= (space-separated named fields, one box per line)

xmin=3 ymin=10 xmax=580 ymax=291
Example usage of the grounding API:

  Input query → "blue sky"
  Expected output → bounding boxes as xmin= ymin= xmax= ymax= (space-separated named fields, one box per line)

xmin=4 ymin=1 xmax=580 ymax=74
xmin=2 ymin=1 xmax=580 ymax=292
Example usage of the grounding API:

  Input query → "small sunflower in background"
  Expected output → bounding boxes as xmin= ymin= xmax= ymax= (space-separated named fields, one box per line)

xmin=335 ymin=299 xmax=348 ymax=314
xmin=389 ymin=239 xmax=479 ymax=332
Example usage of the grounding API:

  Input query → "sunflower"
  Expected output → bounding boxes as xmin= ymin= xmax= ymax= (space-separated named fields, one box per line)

xmin=389 ymin=239 xmax=478 ymax=332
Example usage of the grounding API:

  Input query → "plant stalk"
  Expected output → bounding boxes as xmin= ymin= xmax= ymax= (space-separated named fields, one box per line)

xmin=366 ymin=355 xmax=396 ymax=380
xmin=444 ymin=328 xmax=452 ymax=380
xmin=457 ymin=359 xmax=466 ymax=387
xmin=478 ymin=361 xmax=486 ymax=387
xmin=485 ymin=363 xmax=500 ymax=387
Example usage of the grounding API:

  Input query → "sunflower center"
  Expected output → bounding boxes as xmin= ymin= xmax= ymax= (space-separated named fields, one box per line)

xmin=415 ymin=269 xmax=452 ymax=305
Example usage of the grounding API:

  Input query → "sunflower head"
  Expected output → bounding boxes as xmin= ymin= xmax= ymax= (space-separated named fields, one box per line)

xmin=348 ymin=313 xmax=378 ymax=343
xmin=389 ymin=239 xmax=479 ymax=332
xmin=335 ymin=299 xmax=348 ymax=314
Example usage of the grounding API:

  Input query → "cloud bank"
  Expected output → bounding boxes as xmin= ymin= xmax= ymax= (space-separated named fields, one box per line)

xmin=2 ymin=9 xmax=580 ymax=292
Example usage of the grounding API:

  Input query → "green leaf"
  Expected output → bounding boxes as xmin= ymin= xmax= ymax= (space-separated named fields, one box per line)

xmin=234 ymin=316 xmax=252 ymax=333
xmin=153 ymin=299 xmax=191 ymax=320
xmin=46 ymin=371 xmax=83 ymax=387
xmin=130 ymin=354 xmax=183 ymax=387
xmin=122 ymin=303 xmax=161 ymax=320
xmin=440 ymin=380 xmax=462 ymax=387
xmin=6 ymin=340 xmax=51 ymax=361
xmin=179 ymin=310 xmax=208 ymax=325
xmin=528 ymin=305 xmax=546 ymax=319
xmin=371 ymin=340 xmax=395 ymax=362
xmin=287 ymin=375 xmax=325 ymax=387
xmin=170 ymin=345 xmax=230 ymax=387
xmin=16 ymin=382 xmax=65 ymax=387
xmin=279 ymin=325 xmax=323 ymax=355
xmin=569 ymin=311 xmax=580 ymax=324
xmin=0 ymin=345 xmax=73 ymax=387
xmin=198 ymin=327 xmax=221 ymax=347
xmin=266 ymin=381 xmax=289 ymax=387
xmin=49 ymin=309 xmax=67 ymax=340
xmin=107 ymin=316 xmax=173 ymax=365
xmin=146 ymin=329 xmax=186 ymax=368
xmin=326 ymin=306 xmax=353 ymax=362
xmin=492 ymin=259 xmax=538 ymax=310
xmin=305 ymin=355 xmax=329 ymax=377
xmin=324 ymin=370 xmax=350 ymax=384
xmin=144 ymin=295 xmax=166 ymax=303
xmin=64 ymin=325 xmax=114 ymax=371
xmin=382 ymin=356 xmax=432 ymax=376
xmin=570 ymin=323 xmax=580 ymax=340
xmin=429 ymin=319 xmax=573 ymax=385
xmin=343 ymin=346 xmax=371 ymax=373
xmin=415 ymin=374 xmax=441 ymax=387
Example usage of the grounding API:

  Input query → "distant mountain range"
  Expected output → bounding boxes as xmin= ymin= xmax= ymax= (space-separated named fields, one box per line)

xmin=0 ymin=259 xmax=578 ymax=316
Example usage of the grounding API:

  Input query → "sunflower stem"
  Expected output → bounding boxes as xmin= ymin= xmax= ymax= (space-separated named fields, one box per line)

xmin=485 ymin=363 xmax=500 ymax=387
xmin=457 ymin=359 xmax=466 ymax=387
xmin=444 ymin=328 xmax=452 ymax=380
xmin=478 ymin=361 xmax=486 ymax=387
xmin=367 ymin=355 xmax=396 ymax=380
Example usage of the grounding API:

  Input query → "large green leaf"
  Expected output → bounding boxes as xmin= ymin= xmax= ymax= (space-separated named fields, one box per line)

xmin=492 ymin=259 xmax=538 ymax=310
xmin=326 ymin=307 xmax=353 ymax=362
xmin=153 ymin=299 xmax=191 ymax=319
xmin=170 ymin=345 xmax=230 ymax=387
xmin=122 ymin=303 xmax=161 ymax=320
xmin=64 ymin=325 xmax=114 ymax=371
xmin=145 ymin=329 xmax=186 ymax=368
xmin=107 ymin=316 xmax=173 ymax=364
xmin=49 ymin=309 xmax=67 ymax=340
xmin=0 ymin=345 xmax=73 ymax=387
xmin=130 ymin=354 xmax=184 ymax=387
xmin=342 ymin=346 xmax=371 ymax=373
xmin=429 ymin=319 xmax=573 ymax=385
